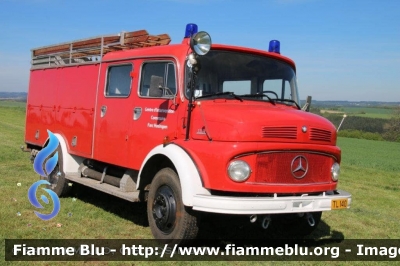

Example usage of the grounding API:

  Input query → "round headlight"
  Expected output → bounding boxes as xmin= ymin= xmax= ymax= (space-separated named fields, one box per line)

xmin=190 ymin=31 xmax=211 ymax=56
xmin=331 ymin=163 xmax=340 ymax=181
xmin=227 ymin=160 xmax=251 ymax=182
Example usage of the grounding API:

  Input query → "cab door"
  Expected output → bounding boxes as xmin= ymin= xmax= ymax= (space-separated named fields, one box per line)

xmin=93 ymin=62 xmax=135 ymax=167
xmin=127 ymin=60 xmax=179 ymax=169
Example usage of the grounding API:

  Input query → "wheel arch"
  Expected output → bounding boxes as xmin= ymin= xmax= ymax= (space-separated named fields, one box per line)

xmin=138 ymin=154 xmax=176 ymax=190
xmin=138 ymin=144 xmax=210 ymax=206
xmin=52 ymin=133 xmax=84 ymax=173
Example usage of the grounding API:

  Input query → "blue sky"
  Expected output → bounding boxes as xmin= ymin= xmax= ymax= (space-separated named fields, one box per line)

xmin=0 ymin=0 xmax=399 ymax=101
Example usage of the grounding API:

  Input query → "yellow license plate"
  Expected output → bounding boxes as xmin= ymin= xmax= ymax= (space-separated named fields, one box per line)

xmin=331 ymin=199 xmax=348 ymax=209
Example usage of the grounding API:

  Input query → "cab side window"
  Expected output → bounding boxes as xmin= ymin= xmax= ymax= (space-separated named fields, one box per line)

xmin=140 ymin=62 xmax=176 ymax=97
xmin=106 ymin=64 xmax=132 ymax=97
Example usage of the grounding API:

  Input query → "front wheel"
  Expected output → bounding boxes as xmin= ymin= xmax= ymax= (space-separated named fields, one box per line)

xmin=147 ymin=168 xmax=199 ymax=244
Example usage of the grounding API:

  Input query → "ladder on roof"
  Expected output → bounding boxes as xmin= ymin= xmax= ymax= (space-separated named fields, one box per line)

xmin=31 ymin=30 xmax=171 ymax=68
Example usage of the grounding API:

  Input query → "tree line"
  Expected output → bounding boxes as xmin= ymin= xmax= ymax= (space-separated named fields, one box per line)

xmin=311 ymin=107 xmax=400 ymax=142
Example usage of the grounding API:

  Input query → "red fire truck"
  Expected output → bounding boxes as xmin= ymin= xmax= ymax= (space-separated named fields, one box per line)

xmin=25 ymin=23 xmax=351 ymax=242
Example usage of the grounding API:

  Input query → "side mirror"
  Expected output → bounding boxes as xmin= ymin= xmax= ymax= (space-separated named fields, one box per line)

xmin=302 ymin=95 xmax=312 ymax=112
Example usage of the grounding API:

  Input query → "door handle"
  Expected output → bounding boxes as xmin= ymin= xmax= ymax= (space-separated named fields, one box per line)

xmin=133 ymin=107 xmax=142 ymax=120
xmin=100 ymin=105 xmax=107 ymax=117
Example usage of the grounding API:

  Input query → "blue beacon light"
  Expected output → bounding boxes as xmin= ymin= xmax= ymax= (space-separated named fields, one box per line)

xmin=268 ymin=40 xmax=280 ymax=54
xmin=184 ymin=23 xmax=198 ymax=38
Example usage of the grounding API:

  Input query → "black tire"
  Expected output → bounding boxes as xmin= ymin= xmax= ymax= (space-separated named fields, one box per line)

xmin=40 ymin=145 xmax=71 ymax=197
xmin=270 ymin=211 xmax=322 ymax=237
xmin=147 ymin=168 xmax=199 ymax=244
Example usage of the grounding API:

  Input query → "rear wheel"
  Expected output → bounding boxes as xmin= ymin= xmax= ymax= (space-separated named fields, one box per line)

xmin=40 ymin=145 xmax=71 ymax=197
xmin=147 ymin=168 xmax=199 ymax=244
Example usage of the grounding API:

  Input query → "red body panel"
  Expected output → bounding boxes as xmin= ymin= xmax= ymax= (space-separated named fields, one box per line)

xmin=26 ymin=65 xmax=98 ymax=156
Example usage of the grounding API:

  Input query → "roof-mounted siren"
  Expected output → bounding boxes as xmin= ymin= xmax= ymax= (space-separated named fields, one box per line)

xmin=268 ymin=40 xmax=280 ymax=54
xmin=184 ymin=23 xmax=198 ymax=38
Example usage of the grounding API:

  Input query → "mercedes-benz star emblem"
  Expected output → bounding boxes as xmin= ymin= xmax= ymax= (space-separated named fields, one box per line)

xmin=291 ymin=155 xmax=308 ymax=179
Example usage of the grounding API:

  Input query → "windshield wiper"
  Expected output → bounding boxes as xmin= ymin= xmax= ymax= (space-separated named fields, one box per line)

xmin=240 ymin=93 xmax=276 ymax=105
xmin=274 ymin=98 xmax=301 ymax=110
xmin=196 ymin=91 xmax=243 ymax=102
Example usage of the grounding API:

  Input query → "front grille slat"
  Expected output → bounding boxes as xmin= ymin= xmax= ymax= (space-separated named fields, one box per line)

xmin=310 ymin=128 xmax=332 ymax=142
xmin=262 ymin=126 xmax=297 ymax=139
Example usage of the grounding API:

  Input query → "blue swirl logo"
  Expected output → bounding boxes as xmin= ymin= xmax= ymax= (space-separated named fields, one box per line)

xmin=28 ymin=180 xmax=61 ymax=220
xmin=33 ymin=130 xmax=59 ymax=177
xmin=28 ymin=130 xmax=61 ymax=220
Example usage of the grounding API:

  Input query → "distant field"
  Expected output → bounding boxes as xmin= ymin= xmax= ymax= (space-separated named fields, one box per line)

xmin=1 ymin=104 xmax=400 ymax=265
xmin=320 ymin=106 xmax=395 ymax=119
xmin=0 ymin=100 xmax=26 ymax=108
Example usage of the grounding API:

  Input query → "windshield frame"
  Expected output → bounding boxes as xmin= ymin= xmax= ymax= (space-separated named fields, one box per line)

xmin=185 ymin=49 xmax=300 ymax=105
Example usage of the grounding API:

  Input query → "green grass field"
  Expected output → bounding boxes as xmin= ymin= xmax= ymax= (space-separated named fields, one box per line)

xmin=1 ymin=104 xmax=400 ymax=265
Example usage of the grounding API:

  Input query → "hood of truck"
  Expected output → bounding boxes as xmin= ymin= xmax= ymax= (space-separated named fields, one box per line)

xmin=190 ymin=99 xmax=337 ymax=145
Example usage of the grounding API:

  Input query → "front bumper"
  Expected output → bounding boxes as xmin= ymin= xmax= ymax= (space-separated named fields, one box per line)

xmin=192 ymin=190 xmax=351 ymax=214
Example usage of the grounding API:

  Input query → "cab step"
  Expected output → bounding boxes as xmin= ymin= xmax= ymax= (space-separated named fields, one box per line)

xmin=65 ymin=172 xmax=141 ymax=202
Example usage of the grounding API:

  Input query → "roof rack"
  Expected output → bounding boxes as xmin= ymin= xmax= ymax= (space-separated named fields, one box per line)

xmin=31 ymin=30 xmax=171 ymax=68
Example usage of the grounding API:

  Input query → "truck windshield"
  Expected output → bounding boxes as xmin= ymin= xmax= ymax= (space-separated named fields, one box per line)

xmin=185 ymin=50 xmax=300 ymax=105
